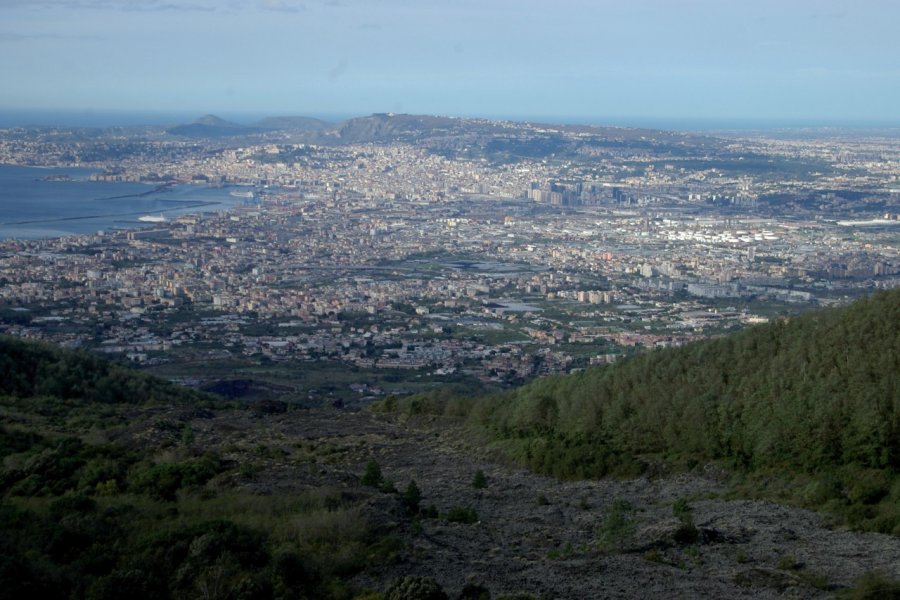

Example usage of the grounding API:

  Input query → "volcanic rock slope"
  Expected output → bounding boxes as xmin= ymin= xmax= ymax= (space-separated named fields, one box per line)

xmin=192 ymin=407 xmax=900 ymax=599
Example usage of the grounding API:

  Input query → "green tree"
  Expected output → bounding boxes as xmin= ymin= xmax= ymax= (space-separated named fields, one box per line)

xmin=361 ymin=459 xmax=383 ymax=487
xmin=404 ymin=480 xmax=422 ymax=513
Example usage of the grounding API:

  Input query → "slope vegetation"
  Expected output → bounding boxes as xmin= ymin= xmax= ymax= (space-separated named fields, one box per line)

xmin=0 ymin=337 xmax=395 ymax=599
xmin=383 ymin=289 xmax=900 ymax=533
xmin=0 ymin=335 xmax=207 ymax=406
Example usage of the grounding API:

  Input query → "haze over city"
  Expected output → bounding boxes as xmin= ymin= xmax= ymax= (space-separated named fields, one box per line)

xmin=2 ymin=0 xmax=900 ymax=125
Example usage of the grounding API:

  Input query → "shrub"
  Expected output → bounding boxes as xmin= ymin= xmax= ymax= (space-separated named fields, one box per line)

xmin=643 ymin=549 xmax=663 ymax=563
xmin=672 ymin=498 xmax=691 ymax=520
xmin=472 ymin=470 xmax=487 ymax=489
xmin=384 ymin=575 xmax=448 ymax=600
xmin=95 ymin=479 xmax=119 ymax=496
xmin=801 ymin=474 xmax=844 ymax=506
xmin=671 ymin=498 xmax=699 ymax=545
xmin=49 ymin=493 xmax=96 ymax=518
xmin=846 ymin=470 xmax=891 ymax=505
xmin=444 ymin=506 xmax=478 ymax=525
xmin=404 ymin=480 xmax=422 ymax=514
xmin=128 ymin=454 xmax=222 ymax=501
xmin=362 ymin=460 xmax=383 ymax=487
xmin=86 ymin=569 xmax=160 ymax=600
xmin=272 ymin=546 xmax=315 ymax=595
xmin=777 ymin=554 xmax=800 ymax=571
xmin=597 ymin=498 xmax=635 ymax=552
xmin=459 ymin=582 xmax=491 ymax=600
xmin=673 ymin=521 xmax=699 ymax=545
xmin=842 ymin=570 xmax=900 ymax=599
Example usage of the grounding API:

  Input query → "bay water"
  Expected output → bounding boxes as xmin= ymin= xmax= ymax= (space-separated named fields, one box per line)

xmin=0 ymin=165 xmax=246 ymax=240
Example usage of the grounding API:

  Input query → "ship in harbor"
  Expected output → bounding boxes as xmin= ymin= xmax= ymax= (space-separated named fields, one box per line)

xmin=229 ymin=189 xmax=255 ymax=199
xmin=138 ymin=214 xmax=167 ymax=223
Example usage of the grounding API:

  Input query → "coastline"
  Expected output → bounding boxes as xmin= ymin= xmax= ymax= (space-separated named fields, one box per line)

xmin=0 ymin=164 xmax=248 ymax=240
xmin=2 ymin=201 xmax=221 ymax=227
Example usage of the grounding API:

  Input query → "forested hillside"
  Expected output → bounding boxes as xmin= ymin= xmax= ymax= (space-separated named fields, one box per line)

xmin=382 ymin=288 xmax=900 ymax=534
xmin=0 ymin=336 xmax=206 ymax=406
xmin=0 ymin=337 xmax=396 ymax=599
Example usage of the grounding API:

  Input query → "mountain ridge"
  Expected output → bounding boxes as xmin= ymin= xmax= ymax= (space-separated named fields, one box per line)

xmin=163 ymin=111 xmax=725 ymax=157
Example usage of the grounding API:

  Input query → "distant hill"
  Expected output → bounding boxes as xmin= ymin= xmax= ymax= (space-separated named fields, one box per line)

xmin=162 ymin=111 xmax=832 ymax=174
xmin=382 ymin=288 xmax=900 ymax=533
xmin=167 ymin=114 xmax=263 ymax=138
xmin=163 ymin=112 xmax=727 ymax=161
xmin=330 ymin=113 xmax=494 ymax=143
xmin=255 ymin=115 xmax=331 ymax=132
xmin=167 ymin=112 xmax=486 ymax=142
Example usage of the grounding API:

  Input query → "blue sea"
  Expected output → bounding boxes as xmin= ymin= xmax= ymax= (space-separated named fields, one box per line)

xmin=0 ymin=165 xmax=247 ymax=240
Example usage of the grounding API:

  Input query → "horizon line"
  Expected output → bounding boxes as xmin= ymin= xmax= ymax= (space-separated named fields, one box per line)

xmin=1 ymin=108 xmax=900 ymax=132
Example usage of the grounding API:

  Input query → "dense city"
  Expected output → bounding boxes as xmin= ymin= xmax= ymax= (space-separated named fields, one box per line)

xmin=2 ymin=114 xmax=899 ymax=404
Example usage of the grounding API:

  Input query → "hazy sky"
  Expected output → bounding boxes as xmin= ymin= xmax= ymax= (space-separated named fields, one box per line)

xmin=1 ymin=0 xmax=898 ymax=123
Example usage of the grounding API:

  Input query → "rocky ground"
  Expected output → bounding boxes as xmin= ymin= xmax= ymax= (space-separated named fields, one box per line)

xmin=181 ymin=406 xmax=900 ymax=599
